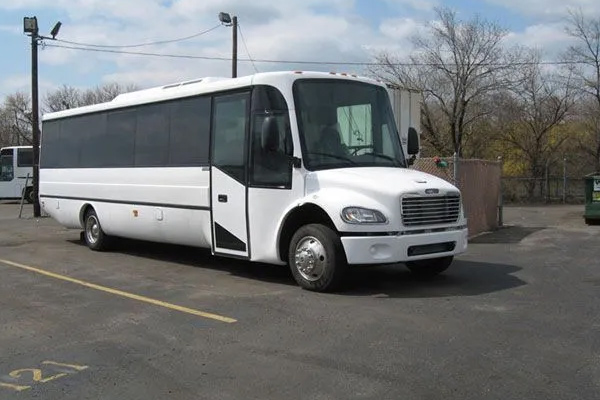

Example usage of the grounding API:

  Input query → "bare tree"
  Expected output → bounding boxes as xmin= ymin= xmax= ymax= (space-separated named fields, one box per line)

xmin=500 ymin=56 xmax=576 ymax=197
xmin=370 ymin=6 xmax=525 ymax=156
xmin=80 ymin=82 xmax=139 ymax=107
xmin=0 ymin=92 xmax=33 ymax=147
xmin=564 ymin=8 xmax=600 ymax=170
xmin=43 ymin=82 xmax=139 ymax=113
xmin=43 ymin=84 xmax=82 ymax=113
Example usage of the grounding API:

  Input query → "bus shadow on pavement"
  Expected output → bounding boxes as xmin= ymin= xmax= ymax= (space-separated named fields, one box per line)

xmin=469 ymin=226 xmax=545 ymax=244
xmin=70 ymin=237 xmax=297 ymax=286
xmin=343 ymin=260 xmax=525 ymax=298
xmin=68 ymin=239 xmax=525 ymax=297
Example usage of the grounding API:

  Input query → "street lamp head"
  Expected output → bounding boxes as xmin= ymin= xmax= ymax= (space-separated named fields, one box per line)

xmin=23 ymin=16 xmax=38 ymax=34
xmin=218 ymin=12 xmax=232 ymax=25
xmin=50 ymin=21 xmax=62 ymax=39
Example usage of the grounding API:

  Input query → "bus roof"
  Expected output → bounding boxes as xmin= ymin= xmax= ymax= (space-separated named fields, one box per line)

xmin=42 ymin=71 xmax=386 ymax=121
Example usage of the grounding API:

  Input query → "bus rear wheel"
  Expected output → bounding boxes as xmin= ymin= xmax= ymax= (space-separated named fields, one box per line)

xmin=288 ymin=224 xmax=347 ymax=292
xmin=83 ymin=208 xmax=110 ymax=251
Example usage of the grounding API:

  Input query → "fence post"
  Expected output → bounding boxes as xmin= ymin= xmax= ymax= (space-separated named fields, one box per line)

xmin=453 ymin=152 xmax=459 ymax=187
xmin=563 ymin=157 xmax=567 ymax=204
xmin=497 ymin=156 xmax=503 ymax=227
xmin=545 ymin=161 xmax=550 ymax=203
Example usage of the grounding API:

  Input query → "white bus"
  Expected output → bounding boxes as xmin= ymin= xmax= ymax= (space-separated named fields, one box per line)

xmin=0 ymin=145 xmax=34 ymax=203
xmin=40 ymin=71 xmax=467 ymax=292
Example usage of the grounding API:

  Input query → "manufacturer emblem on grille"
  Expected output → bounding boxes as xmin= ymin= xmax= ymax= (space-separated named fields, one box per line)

xmin=425 ymin=188 xmax=439 ymax=194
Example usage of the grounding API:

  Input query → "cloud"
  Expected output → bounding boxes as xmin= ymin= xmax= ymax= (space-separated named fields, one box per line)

xmin=483 ymin=0 xmax=600 ymax=18
xmin=384 ymin=0 xmax=438 ymax=12
xmin=505 ymin=22 xmax=576 ymax=59
xmin=0 ymin=25 xmax=21 ymax=35
xmin=0 ymin=73 xmax=58 ymax=100
xmin=7 ymin=0 xmax=390 ymax=91
xmin=0 ymin=0 xmax=592 ymax=102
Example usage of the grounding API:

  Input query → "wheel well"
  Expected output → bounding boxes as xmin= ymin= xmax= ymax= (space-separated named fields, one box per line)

xmin=278 ymin=204 xmax=337 ymax=262
xmin=79 ymin=204 xmax=94 ymax=228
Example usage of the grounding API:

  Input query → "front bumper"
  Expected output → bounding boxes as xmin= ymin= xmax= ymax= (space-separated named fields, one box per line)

xmin=340 ymin=228 xmax=468 ymax=265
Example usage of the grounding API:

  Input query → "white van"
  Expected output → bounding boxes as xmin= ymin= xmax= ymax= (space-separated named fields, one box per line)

xmin=0 ymin=146 xmax=34 ymax=203
xmin=39 ymin=71 xmax=467 ymax=292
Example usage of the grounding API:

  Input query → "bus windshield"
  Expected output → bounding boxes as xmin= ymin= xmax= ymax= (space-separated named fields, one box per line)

xmin=294 ymin=79 xmax=406 ymax=171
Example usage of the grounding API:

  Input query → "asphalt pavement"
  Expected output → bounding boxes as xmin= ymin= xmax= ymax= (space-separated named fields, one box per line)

xmin=0 ymin=202 xmax=598 ymax=399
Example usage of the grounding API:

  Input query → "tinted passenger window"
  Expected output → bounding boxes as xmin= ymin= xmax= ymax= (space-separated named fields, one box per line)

xmin=41 ymin=95 xmax=213 ymax=169
xmin=79 ymin=113 xmax=108 ymax=168
xmin=57 ymin=117 xmax=84 ymax=168
xmin=135 ymin=104 xmax=169 ymax=167
xmin=17 ymin=148 xmax=33 ymax=167
xmin=106 ymin=110 xmax=136 ymax=167
xmin=170 ymin=97 xmax=210 ymax=166
xmin=40 ymin=121 xmax=61 ymax=168
xmin=212 ymin=93 xmax=248 ymax=182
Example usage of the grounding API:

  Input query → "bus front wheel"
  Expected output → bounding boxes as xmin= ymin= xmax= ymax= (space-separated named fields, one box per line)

xmin=288 ymin=224 xmax=347 ymax=292
xmin=83 ymin=208 xmax=110 ymax=251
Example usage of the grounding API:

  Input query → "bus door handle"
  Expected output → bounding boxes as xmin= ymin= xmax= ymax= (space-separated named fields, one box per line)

xmin=218 ymin=194 xmax=228 ymax=203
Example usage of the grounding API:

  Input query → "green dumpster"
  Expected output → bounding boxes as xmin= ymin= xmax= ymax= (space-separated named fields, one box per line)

xmin=584 ymin=172 xmax=600 ymax=225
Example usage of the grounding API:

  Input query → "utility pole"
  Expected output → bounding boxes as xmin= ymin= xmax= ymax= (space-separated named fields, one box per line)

xmin=218 ymin=12 xmax=238 ymax=78
xmin=232 ymin=16 xmax=238 ymax=78
xmin=23 ymin=17 xmax=61 ymax=218
xmin=31 ymin=25 xmax=41 ymax=217
xmin=24 ymin=17 xmax=41 ymax=217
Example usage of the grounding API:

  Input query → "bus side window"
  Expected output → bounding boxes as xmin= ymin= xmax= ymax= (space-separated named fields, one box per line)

xmin=250 ymin=114 xmax=292 ymax=188
xmin=0 ymin=155 xmax=14 ymax=182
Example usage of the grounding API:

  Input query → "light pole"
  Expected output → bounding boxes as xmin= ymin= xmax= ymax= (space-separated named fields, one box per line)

xmin=218 ymin=12 xmax=237 ymax=78
xmin=23 ymin=17 xmax=61 ymax=217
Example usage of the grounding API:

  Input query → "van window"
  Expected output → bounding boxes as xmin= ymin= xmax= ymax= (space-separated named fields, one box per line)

xmin=0 ymin=155 xmax=14 ymax=181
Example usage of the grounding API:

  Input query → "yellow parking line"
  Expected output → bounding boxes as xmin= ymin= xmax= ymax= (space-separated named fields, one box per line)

xmin=0 ymin=259 xmax=236 ymax=324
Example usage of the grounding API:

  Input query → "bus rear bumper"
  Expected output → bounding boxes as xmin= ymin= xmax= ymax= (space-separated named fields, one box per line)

xmin=340 ymin=228 xmax=468 ymax=265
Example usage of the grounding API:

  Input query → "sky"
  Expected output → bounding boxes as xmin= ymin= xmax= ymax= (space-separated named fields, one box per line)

xmin=0 ymin=0 xmax=598 ymax=104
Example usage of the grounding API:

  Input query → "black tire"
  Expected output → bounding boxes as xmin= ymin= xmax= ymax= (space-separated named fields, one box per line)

xmin=585 ymin=218 xmax=600 ymax=226
xmin=24 ymin=187 xmax=34 ymax=204
xmin=406 ymin=256 xmax=453 ymax=278
xmin=83 ymin=208 xmax=110 ymax=251
xmin=288 ymin=224 xmax=348 ymax=292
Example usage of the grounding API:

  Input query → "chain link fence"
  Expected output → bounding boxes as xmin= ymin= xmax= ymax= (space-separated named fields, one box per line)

xmin=412 ymin=157 xmax=502 ymax=236
xmin=501 ymin=177 xmax=586 ymax=204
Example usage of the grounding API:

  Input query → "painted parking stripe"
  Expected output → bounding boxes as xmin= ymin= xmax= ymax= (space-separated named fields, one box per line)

xmin=0 ymin=258 xmax=237 ymax=323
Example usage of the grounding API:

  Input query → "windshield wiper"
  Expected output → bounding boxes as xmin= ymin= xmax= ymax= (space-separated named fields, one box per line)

xmin=306 ymin=152 xmax=357 ymax=165
xmin=361 ymin=152 xmax=401 ymax=165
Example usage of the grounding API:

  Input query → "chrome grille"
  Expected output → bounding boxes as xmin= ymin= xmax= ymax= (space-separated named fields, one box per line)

xmin=401 ymin=195 xmax=460 ymax=227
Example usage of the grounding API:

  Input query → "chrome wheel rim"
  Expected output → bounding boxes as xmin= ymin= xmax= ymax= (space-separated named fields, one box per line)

xmin=294 ymin=236 xmax=326 ymax=281
xmin=85 ymin=215 xmax=100 ymax=244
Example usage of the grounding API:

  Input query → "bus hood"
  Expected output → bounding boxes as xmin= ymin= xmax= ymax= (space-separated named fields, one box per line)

xmin=305 ymin=167 xmax=459 ymax=197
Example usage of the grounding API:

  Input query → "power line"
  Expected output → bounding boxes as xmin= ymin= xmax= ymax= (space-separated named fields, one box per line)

xmin=45 ymin=43 xmax=233 ymax=61
xmin=43 ymin=43 xmax=589 ymax=67
xmin=238 ymin=23 xmax=258 ymax=73
xmin=53 ymin=24 xmax=221 ymax=49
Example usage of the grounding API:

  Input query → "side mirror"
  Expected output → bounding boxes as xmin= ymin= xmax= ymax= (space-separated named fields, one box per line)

xmin=407 ymin=127 xmax=419 ymax=155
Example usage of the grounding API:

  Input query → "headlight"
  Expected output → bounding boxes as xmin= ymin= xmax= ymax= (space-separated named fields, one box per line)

xmin=341 ymin=207 xmax=387 ymax=224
